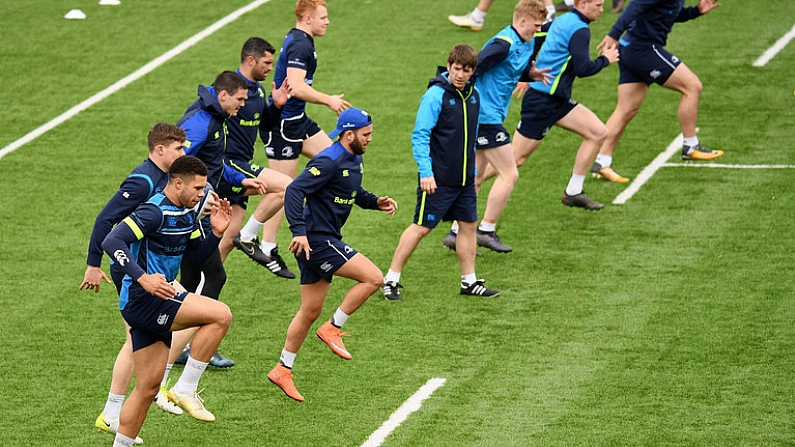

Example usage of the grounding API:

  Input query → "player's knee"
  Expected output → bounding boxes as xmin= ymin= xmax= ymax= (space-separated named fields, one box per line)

xmin=216 ymin=302 xmax=232 ymax=330
xmin=138 ymin=382 xmax=160 ymax=401
xmin=361 ymin=268 xmax=384 ymax=291
xmin=299 ymin=304 xmax=323 ymax=322
xmin=593 ymin=124 xmax=609 ymax=145
xmin=504 ymin=167 xmax=519 ymax=185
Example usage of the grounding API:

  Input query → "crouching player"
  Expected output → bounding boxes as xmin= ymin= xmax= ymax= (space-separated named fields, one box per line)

xmin=102 ymin=156 xmax=233 ymax=447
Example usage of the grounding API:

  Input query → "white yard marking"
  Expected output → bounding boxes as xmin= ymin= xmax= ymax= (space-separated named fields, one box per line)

xmin=360 ymin=378 xmax=447 ymax=447
xmin=753 ymin=23 xmax=795 ymax=67
xmin=614 ymin=133 xmax=795 ymax=205
xmin=612 ymin=134 xmax=683 ymax=205
xmin=0 ymin=0 xmax=272 ymax=161
xmin=661 ymin=163 xmax=795 ymax=169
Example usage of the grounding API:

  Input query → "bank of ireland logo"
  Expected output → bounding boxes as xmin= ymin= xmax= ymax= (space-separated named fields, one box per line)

xmin=282 ymin=146 xmax=295 ymax=158
xmin=496 ymin=132 xmax=507 ymax=143
xmin=344 ymin=245 xmax=353 ymax=254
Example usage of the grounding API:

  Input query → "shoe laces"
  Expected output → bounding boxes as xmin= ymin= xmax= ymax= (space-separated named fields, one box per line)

xmin=190 ymin=389 xmax=207 ymax=409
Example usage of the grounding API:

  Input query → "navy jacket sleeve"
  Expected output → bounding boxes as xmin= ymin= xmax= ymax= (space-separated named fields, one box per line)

xmin=101 ymin=204 xmax=164 ymax=281
xmin=355 ymin=187 xmax=379 ymax=210
xmin=183 ymin=229 xmax=222 ymax=267
xmin=259 ymin=102 xmax=283 ymax=138
xmin=474 ymin=39 xmax=511 ymax=79
xmin=86 ymin=175 xmax=153 ymax=267
xmin=568 ymin=28 xmax=609 ymax=77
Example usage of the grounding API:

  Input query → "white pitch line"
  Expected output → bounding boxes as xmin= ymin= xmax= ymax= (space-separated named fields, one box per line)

xmin=360 ymin=378 xmax=447 ymax=447
xmin=0 ymin=0 xmax=271 ymax=162
xmin=662 ymin=163 xmax=795 ymax=169
xmin=753 ymin=23 xmax=795 ymax=67
xmin=612 ymin=133 xmax=682 ymax=205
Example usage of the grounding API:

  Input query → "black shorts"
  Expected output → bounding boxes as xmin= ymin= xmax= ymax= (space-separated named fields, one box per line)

xmin=295 ymin=237 xmax=359 ymax=285
xmin=516 ymin=89 xmax=578 ymax=141
xmin=617 ymin=40 xmax=681 ymax=86
xmin=216 ymin=160 xmax=266 ymax=208
xmin=121 ymin=288 xmax=188 ymax=351
xmin=476 ymin=124 xmax=511 ymax=150
xmin=413 ymin=183 xmax=478 ymax=229
xmin=264 ymin=113 xmax=323 ymax=160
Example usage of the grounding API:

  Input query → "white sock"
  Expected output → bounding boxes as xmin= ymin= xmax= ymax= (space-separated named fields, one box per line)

xmin=450 ymin=221 xmax=459 ymax=234
xmin=546 ymin=4 xmax=556 ymax=19
xmin=595 ymin=154 xmax=612 ymax=167
xmin=471 ymin=8 xmax=486 ymax=22
xmin=103 ymin=393 xmax=125 ymax=420
xmin=478 ymin=221 xmax=496 ymax=233
xmin=462 ymin=273 xmax=477 ymax=286
xmin=174 ymin=356 xmax=208 ymax=395
xmin=385 ymin=270 xmax=401 ymax=284
xmin=260 ymin=240 xmax=276 ymax=254
xmin=239 ymin=216 xmax=265 ymax=241
xmin=280 ymin=350 xmax=297 ymax=369
xmin=160 ymin=364 xmax=173 ymax=388
xmin=566 ymin=174 xmax=586 ymax=196
xmin=113 ymin=433 xmax=136 ymax=447
xmin=331 ymin=309 xmax=350 ymax=328
xmin=683 ymin=136 xmax=699 ymax=149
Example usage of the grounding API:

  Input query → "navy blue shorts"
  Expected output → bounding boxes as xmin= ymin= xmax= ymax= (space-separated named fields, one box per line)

xmin=264 ymin=114 xmax=323 ymax=160
xmin=121 ymin=288 xmax=188 ymax=351
xmin=295 ymin=237 xmax=359 ymax=285
xmin=517 ymin=89 xmax=578 ymax=140
xmin=216 ymin=159 xmax=266 ymax=208
xmin=617 ymin=40 xmax=681 ymax=86
xmin=414 ymin=183 xmax=478 ymax=229
xmin=476 ymin=124 xmax=511 ymax=150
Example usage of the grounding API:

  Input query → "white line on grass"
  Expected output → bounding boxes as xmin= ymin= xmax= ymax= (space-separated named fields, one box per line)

xmin=753 ymin=23 xmax=795 ymax=67
xmin=0 ymin=0 xmax=272 ymax=162
xmin=612 ymin=133 xmax=683 ymax=205
xmin=661 ymin=163 xmax=795 ymax=169
xmin=360 ymin=378 xmax=447 ymax=447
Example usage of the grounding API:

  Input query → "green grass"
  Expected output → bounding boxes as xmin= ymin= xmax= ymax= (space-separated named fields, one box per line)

xmin=2 ymin=0 xmax=795 ymax=446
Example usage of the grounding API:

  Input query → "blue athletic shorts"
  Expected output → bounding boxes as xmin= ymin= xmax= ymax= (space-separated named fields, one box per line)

xmin=617 ymin=40 xmax=681 ymax=86
xmin=216 ymin=159 xmax=266 ymax=208
xmin=516 ymin=89 xmax=578 ymax=141
xmin=264 ymin=113 xmax=323 ymax=160
xmin=295 ymin=237 xmax=359 ymax=285
xmin=476 ymin=124 xmax=511 ymax=150
xmin=413 ymin=183 xmax=478 ymax=229
xmin=121 ymin=288 xmax=188 ymax=351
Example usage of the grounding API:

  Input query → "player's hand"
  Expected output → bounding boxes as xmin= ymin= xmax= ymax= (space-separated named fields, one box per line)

xmin=272 ymin=79 xmax=292 ymax=108
xmin=327 ymin=94 xmax=351 ymax=115
xmin=137 ymin=273 xmax=176 ymax=300
xmin=242 ymin=178 xmax=267 ymax=195
xmin=697 ymin=0 xmax=721 ymax=13
xmin=289 ymin=235 xmax=311 ymax=260
xmin=377 ymin=196 xmax=398 ymax=216
xmin=528 ymin=61 xmax=554 ymax=86
xmin=597 ymin=35 xmax=618 ymax=53
xmin=419 ymin=176 xmax=437 ymax=195
xmin=210 ymin=197 xmax=232 ymax=237
xmin=512 ymin=82 xmax=530 ymax=100
xmin=79 ymin=266 xmax=112 ymax=293
xmin=600 ymin=43 xmax=620 ymax=64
